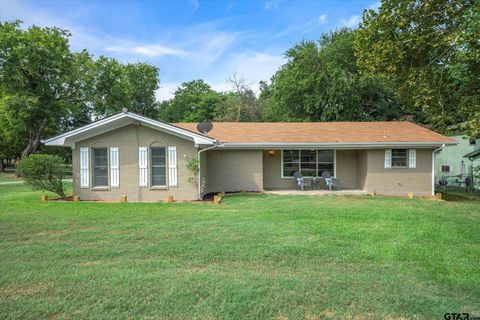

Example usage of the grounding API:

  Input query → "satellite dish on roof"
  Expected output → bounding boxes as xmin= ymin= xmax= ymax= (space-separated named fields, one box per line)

xmin=196 ymin=121 xmax=213 ymax=135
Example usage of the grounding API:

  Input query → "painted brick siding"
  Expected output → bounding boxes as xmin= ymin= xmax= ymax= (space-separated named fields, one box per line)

xmin=73 ymin=124 xmax=199 ymax=201
xmin=363 ymin=149 xmax=434 ymax=196
xmin=206 ymin=150 xmax=263 ymax=193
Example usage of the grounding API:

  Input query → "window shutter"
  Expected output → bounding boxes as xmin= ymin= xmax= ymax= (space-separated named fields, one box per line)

xmin=139 ymin=147 xmax=148 ymax=187
xmin=80 ymin=147 xmax=89 ymax=188
xmin=168 ymin=146 xmax=177 ymax=187
xmin=384 ymin=149 xmax=392 ymax=169
xmin=409 ymin=149 xmax=416 ymax=168
xmin=110 ymin=147 xmax=119 ymax=188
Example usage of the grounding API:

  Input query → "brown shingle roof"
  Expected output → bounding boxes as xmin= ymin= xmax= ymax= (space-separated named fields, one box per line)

xmin=173 ymin=122 xmax=455 ymax=144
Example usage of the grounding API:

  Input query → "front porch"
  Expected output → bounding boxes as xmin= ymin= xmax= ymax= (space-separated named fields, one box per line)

xmin=264 ymin=189 xmax=367 ymax=196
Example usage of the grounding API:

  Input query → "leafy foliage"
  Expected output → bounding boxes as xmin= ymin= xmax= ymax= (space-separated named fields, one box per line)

xmin=159 ymin=80 xmax=224 ymax=122
xmin=355 ymin=0 xmax=480 ymax=136
xmin=0 ymin=21 xmax=160 ymax=161
xmin=262 ymin=28 xmax=401 ymax=121
xmin=17 ymin=154 xmax=66 ymax=197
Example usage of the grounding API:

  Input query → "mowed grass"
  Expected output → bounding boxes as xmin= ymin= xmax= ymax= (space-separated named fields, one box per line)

xmin=0 ymin=172 xmax=22 ymax=183
xmin=0 ymin=184 xmax=479 ymax=319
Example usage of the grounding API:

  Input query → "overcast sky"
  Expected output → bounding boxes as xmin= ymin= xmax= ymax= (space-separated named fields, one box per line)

xmin=0 ymin=0 xmax=379 ymax=101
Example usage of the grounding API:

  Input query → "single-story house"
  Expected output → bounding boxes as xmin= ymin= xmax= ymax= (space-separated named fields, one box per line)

xmin=43 ymin=110 xmax=456 ymax=201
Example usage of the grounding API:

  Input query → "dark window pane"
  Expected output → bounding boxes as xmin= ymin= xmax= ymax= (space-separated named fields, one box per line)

xmin=392 ymin=149 xmax=407 ymax=167
xmin=300 ymin=150 xmax=316 ymax=162
xmin=152 ymin=148 xmax=165 ymax=157
xmin=318 ymin=163 xmax=334 ymax=176
xmin=152 ymin=175 xmax=166 ymax=186
xmin=283 ymin=169 xmax=298 ymax=177
xmin=318 ymin=150 xmax=333 ymax=162
xmin=283 ymin=150 xmax=299 ymax=162
xmin=93 ymin=148 xmax=108 ymax=187
xmin=151 ymin=147 xmax=166 ymax=186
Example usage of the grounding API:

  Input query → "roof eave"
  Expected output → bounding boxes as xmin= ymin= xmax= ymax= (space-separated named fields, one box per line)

xmin=42 ymin=112 xmax=215 ymax=147
xmin=217 ymin=141 xmax=457 ymax=149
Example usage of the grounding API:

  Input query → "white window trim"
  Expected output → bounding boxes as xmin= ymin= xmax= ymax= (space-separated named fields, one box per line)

xmin=280 ymin=149 xmax=336 ymax=179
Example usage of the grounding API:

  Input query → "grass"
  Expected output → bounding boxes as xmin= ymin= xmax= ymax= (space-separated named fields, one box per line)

xmin=0 ymin=184 xmax=479 ymax=319
xmin=0 ymin=171 xmax=22 ymax=183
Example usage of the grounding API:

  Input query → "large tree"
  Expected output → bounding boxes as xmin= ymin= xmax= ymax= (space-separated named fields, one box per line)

xmin=0 ymin=21 xmax=161 ymax=161
xmin=355 ymin=0 xmax=479 ymax=137
xmin=0 ymin=21 xmax=89 ymax=158
xmin=159 ymin=80 xmax=224 ymax=122
xmin=263 ymin=28 xmax=401 ymax=121
xmin=215 ymin=74 xmax=262 ymax=121
xmin=90 ymin=57 xmax=159 ymax=119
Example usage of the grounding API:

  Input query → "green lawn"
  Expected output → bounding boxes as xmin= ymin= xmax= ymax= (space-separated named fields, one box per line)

xmin=0 ymin=171 xmax=22 ymax=183
xmin=1 ymin=184 xmax=479 ymax=319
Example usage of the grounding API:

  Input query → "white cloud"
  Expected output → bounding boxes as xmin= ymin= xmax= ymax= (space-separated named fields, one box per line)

xmin=155 ymin=51 xmax=285 ymax=101
xmin=106 ymin=45 xmax=186 ymax=57
xmin=273 ymin=14 xmax=328 ymax=39
xmin=264 ymin=0 xmax=282 ymax=10
xmin=155 ymin=83 xmax=179 ymax=101
xmin=341 ymin=15 xmax=361 ymax=28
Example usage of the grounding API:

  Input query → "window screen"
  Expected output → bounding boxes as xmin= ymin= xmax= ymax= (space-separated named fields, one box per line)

xmin=93 ymin=148 xmax=108 ymax=187
xmin=151 ymin=147 xmax=166 ymax=186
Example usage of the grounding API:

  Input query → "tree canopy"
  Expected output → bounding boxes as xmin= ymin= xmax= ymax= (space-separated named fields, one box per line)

xmin=0 ymin=21 xmax=160 ymax=161
xmin=355 ymin=0 xmax=480 ymax=136
xmin=262 ymin=28 xmax=402 ymax=122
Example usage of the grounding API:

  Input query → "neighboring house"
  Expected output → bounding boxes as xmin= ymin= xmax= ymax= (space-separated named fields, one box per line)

xmin=434 ymin=134 xmax=480 ymax=187
xmin=43 ymin=111 xmax=455 ymax=201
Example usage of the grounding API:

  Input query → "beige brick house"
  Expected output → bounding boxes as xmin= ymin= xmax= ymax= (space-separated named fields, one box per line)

xmin=44 ymin=111 xmax=456 ymax=201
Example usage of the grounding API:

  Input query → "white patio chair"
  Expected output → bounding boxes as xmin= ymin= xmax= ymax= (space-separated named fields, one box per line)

xmin=293 ymin=171 xmax=311 ymax=191
xmin=321 ymin=171 xmax=334 ymax=191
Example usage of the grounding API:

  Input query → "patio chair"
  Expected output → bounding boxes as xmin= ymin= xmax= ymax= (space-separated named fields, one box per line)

xmin=293 ymin=171 xmax=312 ymax=191
xmin=321 ymin=171 xmax=334 ymax=191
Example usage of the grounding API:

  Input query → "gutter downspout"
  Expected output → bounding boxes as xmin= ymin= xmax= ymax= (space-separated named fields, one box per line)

xmin=432 ymin=144 xmax=445 ymax=196
xmin=197 ymin=141 xmax=218 ymax=200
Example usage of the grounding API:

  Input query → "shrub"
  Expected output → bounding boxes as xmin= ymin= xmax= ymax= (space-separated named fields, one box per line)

xmin=17 ymin=154 xmax=66 ymax=198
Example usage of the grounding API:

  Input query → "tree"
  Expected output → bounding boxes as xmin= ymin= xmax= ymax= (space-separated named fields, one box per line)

xmin=215 ymin=74 xmax=261 ymax=121
xmin=17 ymin=154 xmax=66 ymax=197
xmin=263 ymin=28 xmax=401 ymax=121
xmin=355 ymin=0 xmax=479 ymax=137
xmin=0 ymin=21 xmax=85 ymax=158
xmin=0 ymin=21 xmax=161 ymax=163
xmin=89 ymin=57 xmax=160 ymax=119
xmin=159 ymin=80 xmax=224 ymax=122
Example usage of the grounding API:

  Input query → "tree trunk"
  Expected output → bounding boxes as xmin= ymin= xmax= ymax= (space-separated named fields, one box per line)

xmin=0 ymin=159 xmax=4 ymax=172
xmin=21 ymin=118 xmax=48 ymax=159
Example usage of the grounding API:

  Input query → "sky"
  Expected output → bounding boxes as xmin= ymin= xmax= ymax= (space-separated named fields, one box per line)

xmin=0 ymin=0 xmax=379 ymax=101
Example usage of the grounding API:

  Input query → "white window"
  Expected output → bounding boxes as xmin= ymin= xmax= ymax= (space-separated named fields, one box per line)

xmin=441 ymin=165 xmax=450 ymax=172
xmin=151 ymin=147 xmax=167 ymax=187
xmin=391 ymin=149 xmax=408 ymax=168
xmin=282 ymin=150 xmax=334 ymax=178
xmin=92 ymin=148 xmax=108 ymax=187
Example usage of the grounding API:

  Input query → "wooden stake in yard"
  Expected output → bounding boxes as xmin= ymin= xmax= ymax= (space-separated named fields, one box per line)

xmin=73 ymin=196 xmax=80 ymax=202
xmin=120 ymin=195 xmax=127 ymax=202
xmin=213 ymin=195 xmax=222 ymax=205
xmin=166 ymin=196 xmax=174 ymax=203
xmin=41 ymin=195 xmax=48 ymax=201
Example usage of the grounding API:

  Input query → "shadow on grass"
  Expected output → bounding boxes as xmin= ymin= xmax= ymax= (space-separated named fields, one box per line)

xmin=441 ymin=191 xmax=480 ymax=202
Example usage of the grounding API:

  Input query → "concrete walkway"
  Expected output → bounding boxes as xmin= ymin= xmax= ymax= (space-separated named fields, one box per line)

xmin=265 ymin=189 xmax=367 ymax=196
